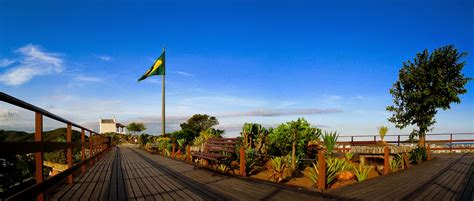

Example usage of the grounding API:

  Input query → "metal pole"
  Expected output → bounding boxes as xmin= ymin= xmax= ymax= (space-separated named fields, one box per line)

xmin=162 ymin=74 xmax=166 ymax=135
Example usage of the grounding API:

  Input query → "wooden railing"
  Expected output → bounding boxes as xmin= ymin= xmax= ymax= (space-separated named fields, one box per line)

xmin=335 ymin=133 xmax=474 ymax=152
xmin=0 ymin=92 xmax=110 ymax=201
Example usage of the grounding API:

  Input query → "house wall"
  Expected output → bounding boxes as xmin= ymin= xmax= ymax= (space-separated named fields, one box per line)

xmin=100 ymin=123 xmax=116 ymax=133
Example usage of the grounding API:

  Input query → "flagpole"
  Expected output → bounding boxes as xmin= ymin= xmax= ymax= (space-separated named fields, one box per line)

xmin=162 ymin=47 xmax=166 ymax=136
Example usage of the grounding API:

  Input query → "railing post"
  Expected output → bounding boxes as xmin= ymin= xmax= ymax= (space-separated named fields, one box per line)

xmin=81 ymin=129 xmax=85 ymax=173
xmin=374 ymin=136 xmax=376 ymax=142
xmin=89 ymin=131 xmax=94 ymax=165
xmin=427 ymin=143 xmax=431 ymax=160
xmin=172 ymin=143 xmax=176 ymax=158
xmin=351 ymin=136 xmax=354 ymax=144
xmin=317 ymin=149 xmax=326 ymax=192
xmin=186 ymin=145 xmax=191 ymax=161
xmin=384 ymin=146 xmax=390 ymax=175
xmin=35 ymin=113 xmax=44 ymax=201
xmin=397 ymin=135 xmax=400 ymax=146
xmin=403 ymin=153 xmax=410 ymax=169
xmin=450 ymin=134 xmax=453 ymax=153
xmin=240 ymin=146 xmax=246 ymax=176
xmin=66 ymin=124 xmax=73 ymax=184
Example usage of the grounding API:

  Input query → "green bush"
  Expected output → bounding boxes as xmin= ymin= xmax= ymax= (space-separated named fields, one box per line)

xmin=344 ymin=152 xmax=354 ymax=161
xmin=322 ymin=131 xmax=339 ymax=154
xmin=305 ymin=156 xmax=352 ymax=186
xmin=353 ymin=164 xmax=372 ymax=182
xmin=267 ymin=156 xmax=289 ymax=183
xmin=390 ymin=154 xmax=403 ymax=172
xmin=409 ymin=147 xmax=427 ymax=164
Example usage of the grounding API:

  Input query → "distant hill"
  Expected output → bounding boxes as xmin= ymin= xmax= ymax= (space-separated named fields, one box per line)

xmin=0 ymin=128 xmax=87 ymax=142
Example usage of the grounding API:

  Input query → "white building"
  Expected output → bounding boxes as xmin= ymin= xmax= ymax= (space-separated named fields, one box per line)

xmin=99 ymin=117 xmax=126 ymax=134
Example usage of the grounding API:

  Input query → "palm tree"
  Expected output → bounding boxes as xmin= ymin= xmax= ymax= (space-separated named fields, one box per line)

xmin=378 ymin=126 xmax=389 ymax=142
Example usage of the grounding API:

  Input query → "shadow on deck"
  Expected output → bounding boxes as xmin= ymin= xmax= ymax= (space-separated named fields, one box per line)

xmin=49 ymin=145 xmax=473 ymax=201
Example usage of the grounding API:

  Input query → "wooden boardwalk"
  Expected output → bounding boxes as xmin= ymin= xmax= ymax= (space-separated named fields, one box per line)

xmin=50 ymin=145 xmax=473 ymax=201
xmin=326 ymin=153 xmax=473 ymax=200
xmin=50 ymin=145 xmax=324 ymax=201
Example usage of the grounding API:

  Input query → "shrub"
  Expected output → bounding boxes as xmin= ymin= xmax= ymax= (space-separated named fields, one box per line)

xmin=218 ymin=164 xmax=227 ymax=173
xmin=326 ymin=157 xmax=352 ymax=184
xmin=390 ymin=154 xmax=403 ymax=172
xmin=304 ymin=157 xmax=352 ymax=187
xmin=245 ymin=148 xmax=257 ymax=175
xmin=344 ymin=152 xmax=354 ymax=161
xmin=303 ymin=162 xmax=319 ymax=188
xmin=353 ymin=164 xmax=372 ymax=182
xmin=267 ymin=156 xmax=289 ymax=183
xmin=409 ymin=147 xmax=427 ymax=164
xmin=322 ymin=131 xmax=339 ymax=154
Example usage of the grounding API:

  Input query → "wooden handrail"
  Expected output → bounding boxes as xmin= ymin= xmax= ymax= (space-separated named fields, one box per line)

xmin=0 ymin=92 xmax=111 ymax=200
xmin=0 ymin=92 xmax=102 ymax=136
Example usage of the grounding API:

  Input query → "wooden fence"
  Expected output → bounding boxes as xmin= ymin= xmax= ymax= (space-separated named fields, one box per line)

xmin=335 ymin=133 xmax=474 ymax=152
xmin=0 ymin=92 xmax=111 ymax=201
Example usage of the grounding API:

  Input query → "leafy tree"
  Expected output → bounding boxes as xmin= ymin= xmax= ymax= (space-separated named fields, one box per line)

xmin=180 ymin=114 xmax=219 ymax=142
xmin=138 ymin=133 xmax=151 ymax=146
xmin=126 ymin=122 xmax=147 ymax=135
xmin=269 ymin=118 xmax=321 ymax=169
xmin=192 ymin=127 xmax=224 ymax=146
xmin=241 ymin=123 xmax=270 ymax=154
xmin=387 ymin=45 xmax=471 ymax=147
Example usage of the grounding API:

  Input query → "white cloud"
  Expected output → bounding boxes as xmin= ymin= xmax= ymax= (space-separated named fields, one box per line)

xmin=218 ymin=108 xmax=342 ymax=117
xmin=0 ymin=58 xmax=15 ymax=67
xmin=0 ymin=44 xmax=63 ymax=86
xmin=74 ymin=75 xmax=104 ymax=83
xmin=99 ymin=55 xmax=112 ymax=61
xmin=169 ymin=70 xmax=194 ymax=76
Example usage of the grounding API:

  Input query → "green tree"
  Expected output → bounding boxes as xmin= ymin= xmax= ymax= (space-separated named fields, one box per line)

xmin=269 ymin=118 xmax=321 ymax=169
xmin=126 ymin=122 xmax=147 ymax=135
xmin=240 ymin=123 xmax=271 ymax=154
xmin=387 ymin=45 xmax=470 ymax=147
xmin=180 ymin=114 xmax=219 ymax=142
xmin=192 ymin=127 xmax=224 ymax=146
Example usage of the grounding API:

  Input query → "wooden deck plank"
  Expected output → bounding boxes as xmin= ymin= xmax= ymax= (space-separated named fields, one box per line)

xmin=121 ymin=149 xmax=146 ymax=201
xmin=327 ymin=153 xmax=473 ymax=200
xmin=53 ymin=149 xmax=115 ymax=200
xmin=123 ymin=147 xmax=198 ymax=200
xmin=123 ymin=149 xmax=158 ymax=201
xmin=50 ymin=144 xmax=472 ymax=201
xmin=75 ymin=150 xmax=114 ymax=200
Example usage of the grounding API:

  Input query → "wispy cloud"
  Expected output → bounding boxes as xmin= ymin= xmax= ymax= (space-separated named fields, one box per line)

xmin=98 ymin=55 xmax=112 ymax=61
xmin=0 ymin=44 xmax=63 ymax=86
xmin=169 ymin=70 xmax=194 ymax=76
xmin=74 ymin=75 xmax=104 ymax=83
xmin=0 ymin=58 xmax=15 ymax=67
xmin=218 ymin=108 xmax=342 ymax=117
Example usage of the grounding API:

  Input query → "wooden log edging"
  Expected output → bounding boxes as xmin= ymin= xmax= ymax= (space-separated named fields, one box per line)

xmin=317 ymin=149 xmax=326 ymax=192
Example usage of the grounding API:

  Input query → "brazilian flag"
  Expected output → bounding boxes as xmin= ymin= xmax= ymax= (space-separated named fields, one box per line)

xmin=138 ymin=51 xmax=165 ymax=81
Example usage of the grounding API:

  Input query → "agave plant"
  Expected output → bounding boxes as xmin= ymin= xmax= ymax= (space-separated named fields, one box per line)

xmin=177 ymin=138 xmax=186 ymax=148
xmin=305 ymin=156 xmax=352 ymax=186
xmin=353 ymin=164 xmax=372 ymax=182
xmin=218 ymin=164 xmax=227 ymax=173
xmin=267 ymin=156 xmax=289 ymax=183
xmin=322 ymin=131 xmax=339 ymax=154
xmin=378 ymin=126 xmax=389 ymax=142
xmin=344 ymin=152 xmax=354 ymax=161
xmin=390 ymin=154 xmax=402 ymax=173
xmin=303 ymin=162 xmax=319 ymax=187
xmin=326 ymin=157 xmax=352 ymax=184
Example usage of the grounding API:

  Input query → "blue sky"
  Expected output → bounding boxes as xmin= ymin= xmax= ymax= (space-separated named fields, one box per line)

xmin=1 ymin=0 xmax=473 ymax=138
